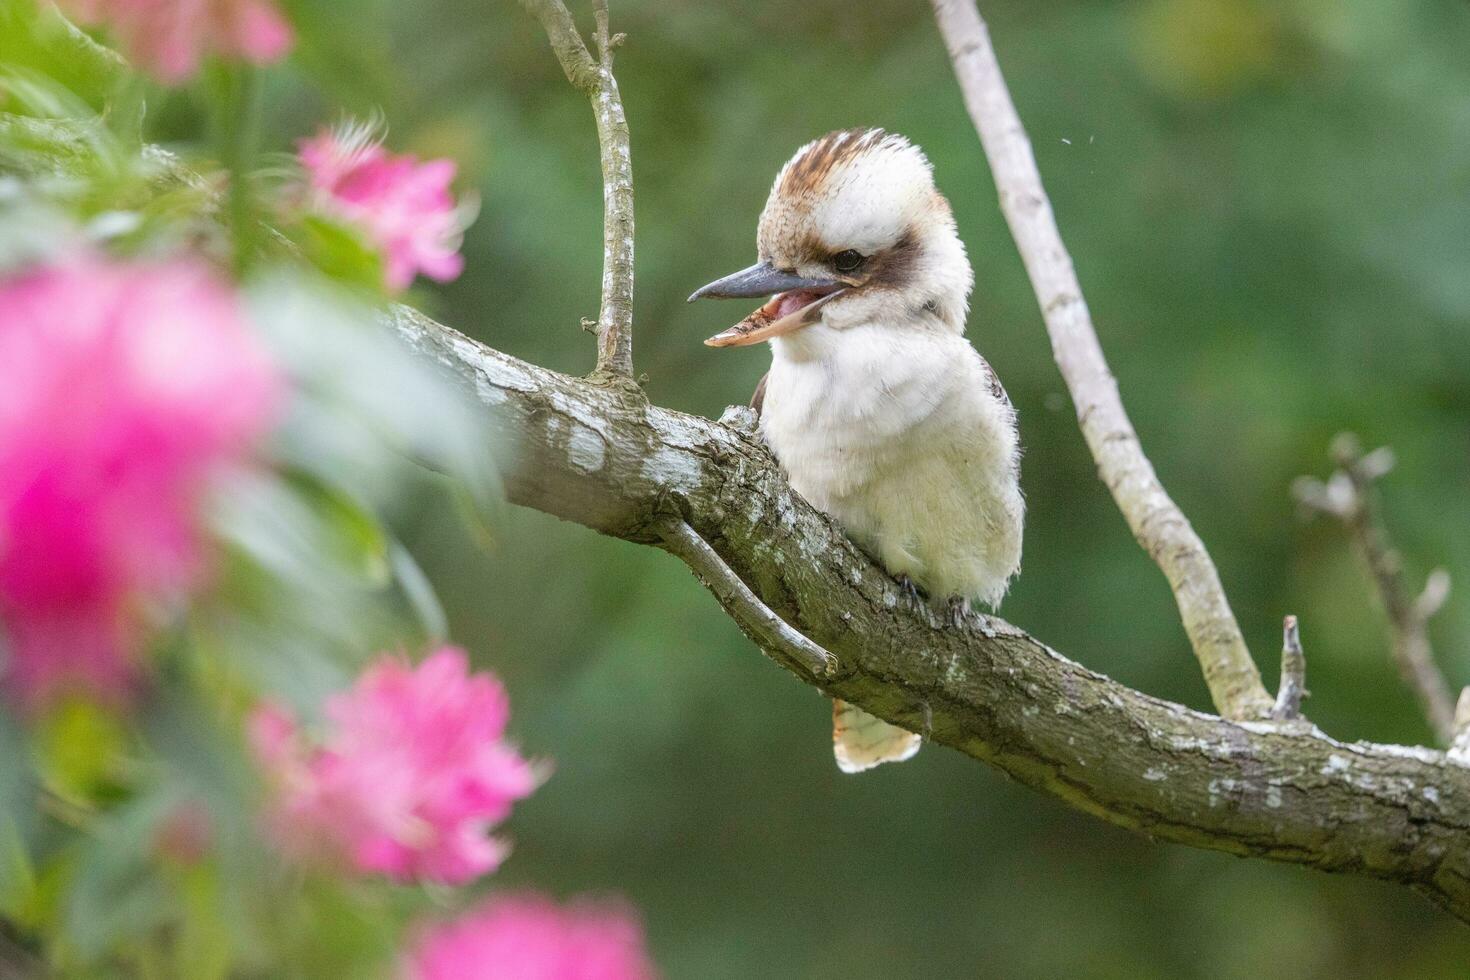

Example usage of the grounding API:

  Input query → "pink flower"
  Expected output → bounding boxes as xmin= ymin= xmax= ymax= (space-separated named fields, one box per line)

xmin=249 ymin=648 xmax=539 ymax=884
xmin=298 ymin=125 xmax=468 ymax=292
xmin=405 ymin=894 xmax=659 ymax=980
xmin=0 ymin=252 xmax=277 ymax=707
xmin=57 ymin=0 xmax=293 ymax=84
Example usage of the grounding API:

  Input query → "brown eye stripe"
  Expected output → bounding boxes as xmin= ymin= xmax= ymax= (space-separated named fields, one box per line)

xmin=862 ymin=230 xmax=920 ymax=288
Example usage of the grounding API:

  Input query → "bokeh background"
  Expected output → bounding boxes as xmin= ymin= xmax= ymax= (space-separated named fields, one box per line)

xmin=160 ymin=0 xmax=1470 ymax=975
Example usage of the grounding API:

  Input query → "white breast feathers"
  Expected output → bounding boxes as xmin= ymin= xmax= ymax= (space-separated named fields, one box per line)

xmin=762 ymin=320 xmax=1023 ymax=608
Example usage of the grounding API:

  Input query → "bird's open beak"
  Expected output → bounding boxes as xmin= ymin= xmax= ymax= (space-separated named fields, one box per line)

xmin=687 ymin=262 xmax=847 ymax=347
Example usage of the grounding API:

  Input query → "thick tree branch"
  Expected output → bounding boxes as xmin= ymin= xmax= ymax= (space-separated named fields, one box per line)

xmin=1295 ymin=435 xmax=1459 ymax=742
xmin=517 ymin=0 xmax=635 ymax=378
xmin=390 ymin=304 xmax=1470 ymax=924
xmin=928 ymin=0 xmax=1272 ymax=720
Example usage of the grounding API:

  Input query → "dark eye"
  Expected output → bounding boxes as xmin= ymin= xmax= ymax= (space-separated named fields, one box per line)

xmin=833 ymin=249 xmax=865 ymax=274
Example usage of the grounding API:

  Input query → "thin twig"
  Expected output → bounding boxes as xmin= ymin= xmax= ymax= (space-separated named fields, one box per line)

xmin=657 ymin=519 xmax=836 ymax=678
xmin=1271 ymin=615 xmax=1307 ymax=720
xmin=1294 ymin=434 xmax=1458 ymax=742
xmin=517 ymin=0 xmax=596 ymax=89
xmin=591 ymin=0 xmax=611 ymax=55
xmin=518 ymin=0 xmax=635 ymax=378
xmin=928 ymin=0 xmax=1271 ymax=719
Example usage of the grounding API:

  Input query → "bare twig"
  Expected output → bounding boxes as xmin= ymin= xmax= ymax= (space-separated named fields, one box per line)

xmin=929 ymin=0 xmax=1271 ymax=719
xmin=657 ymin=519 xmax=836 ymax=678
xmin=591 ymin=0 xmax=611 ymax=54
xmin=516 ymin=0 xmax=596 ymax=87
xmin=1271 ymin=615 xmax=1307 ymax=720
xmin=518 ymin=0 xmax=635 ymax=378
xmin=1294 ymin=434 xmax=1458 ymax=742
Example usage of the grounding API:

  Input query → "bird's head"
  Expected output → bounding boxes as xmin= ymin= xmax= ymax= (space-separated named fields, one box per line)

xmin=689 ymin=128 xmax=973 ymax=348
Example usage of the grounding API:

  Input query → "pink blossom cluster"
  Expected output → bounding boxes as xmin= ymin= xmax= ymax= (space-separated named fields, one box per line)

xmin=298 ymin=126 xmax=468 ymax=292
xmin=0 ymin=252 xmax=277 ymax=707
xmin=57 ymin=0 xmax=293 ymax=84
xmin=249 ymin=648 xmax=539 ymax=884
xmin=405 ymin=894 xmax=659 ymax=980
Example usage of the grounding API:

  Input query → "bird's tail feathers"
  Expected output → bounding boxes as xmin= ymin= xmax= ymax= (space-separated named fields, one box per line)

xmin=832 ymin=699 xmax=921 ymax=773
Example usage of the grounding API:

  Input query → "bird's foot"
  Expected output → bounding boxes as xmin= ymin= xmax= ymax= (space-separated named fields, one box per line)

xmin=896 ymin=574 xmax=925 ymax=606
xmin=947 ymin=595 xmax=972 ymax=629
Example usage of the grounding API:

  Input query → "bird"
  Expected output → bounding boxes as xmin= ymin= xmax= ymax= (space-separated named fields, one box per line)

xmin=688 ymin=128 xmax=1024 ymax=773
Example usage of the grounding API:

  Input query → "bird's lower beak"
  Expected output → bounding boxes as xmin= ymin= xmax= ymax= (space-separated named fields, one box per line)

xmin=702 ymin=289 xmax=847 ymax=347
xmin=687 ymin=262 xmax=846 ymax=348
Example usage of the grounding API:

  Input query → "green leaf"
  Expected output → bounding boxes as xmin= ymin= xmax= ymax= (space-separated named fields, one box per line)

xmin=267 ymin=875 xmax=403 ymax=979
xmin=0 ymin=67 xmax=107 ymax=137
xmin=389 ymin=540 xmax=448 ymax=642
xmin=450 ymin=479 xmax=502 ymax=552
xmin=291 ymin=214 xmax=386 ymax=291
xmin=283 ymin=469 xmax=392 ymax=586
xmin=30 ymin=700 xmax=127 ymax=806
xmin=19 ymin=847 xmax=75 ymax=942
xmin=0 ymin=816 xmax=36 ymax=919
xmin=173 ymin=865 xmax=231 ymax=980
xmin=62 ymin=795 xmax=173 ymax=961
xmin=0 ymin=0 xmax=130 ymax=112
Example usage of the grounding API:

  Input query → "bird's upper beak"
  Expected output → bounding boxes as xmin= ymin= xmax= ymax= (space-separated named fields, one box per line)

xmin=687 ymin=261 xmax=847 ymax=347
xmin=687 ymin=262 xmax=837 ymax=302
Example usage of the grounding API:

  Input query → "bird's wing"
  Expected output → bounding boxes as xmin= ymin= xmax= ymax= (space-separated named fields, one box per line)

xmin=978 ymin=355 xmax=1014 ymax=412
xmin=750 ymin=371 xmax=769 ymax=416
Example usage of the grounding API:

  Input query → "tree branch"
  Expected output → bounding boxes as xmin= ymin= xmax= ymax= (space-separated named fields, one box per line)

xmin=1295 ymin=435 xmax=1459 ymax=742
xmin=656 ymin=518 xmax=836 ymax=679
xmin=1271 ymin=615 xmax=1307 ymax=721
xmin=928 ymin=0 xmax=1272 ymax=720
xmin=389 ymin=303 xmax=1470 ymax=924
xmin=517 ymin=0 xmax=635 ymax=378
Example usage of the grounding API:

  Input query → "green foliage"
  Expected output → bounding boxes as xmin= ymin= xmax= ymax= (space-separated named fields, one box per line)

xmin=0 ymin=7 xmax=500 ymax=974
xmin=291 ymin=213 xmax=387 ymax=289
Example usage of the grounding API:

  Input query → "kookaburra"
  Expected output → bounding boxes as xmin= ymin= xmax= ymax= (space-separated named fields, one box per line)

xmin=689 ymin=128 xmax=1024 ymax=773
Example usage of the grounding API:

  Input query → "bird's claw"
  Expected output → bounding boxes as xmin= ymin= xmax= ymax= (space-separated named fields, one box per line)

xmin=947 ymin=595 xmax=971 ymax=629
xmin=897 ymin=574 xmax=924 ymax=605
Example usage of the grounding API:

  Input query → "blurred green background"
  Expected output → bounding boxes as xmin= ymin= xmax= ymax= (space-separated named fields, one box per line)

xmin=200 ymin=0 xmax=1470 ymax=974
